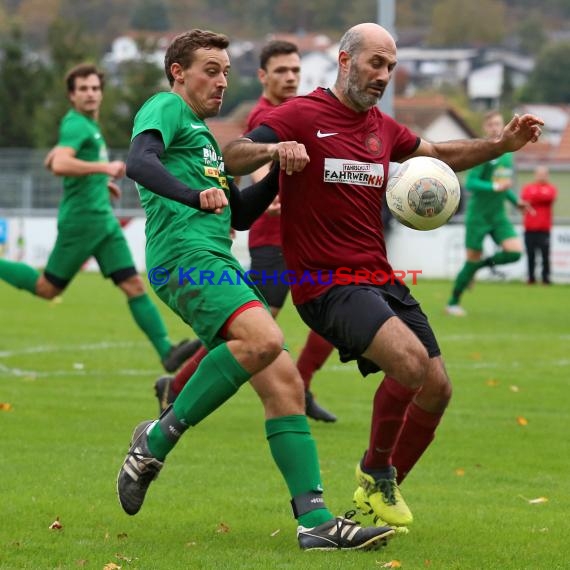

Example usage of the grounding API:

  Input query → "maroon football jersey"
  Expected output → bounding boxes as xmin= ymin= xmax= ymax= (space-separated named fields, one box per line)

xmin=261 ymin=87 xmax=420 ymax=304
xmin=246 ymin=96 xmax=282 ymax=249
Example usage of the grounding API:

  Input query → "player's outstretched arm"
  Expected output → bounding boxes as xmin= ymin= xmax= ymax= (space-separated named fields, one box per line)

xmin=408 ymin=113 xmax=544 ymax=173
xmin=126 ymin=130 xmax=226 ymax=213
xmin=229 ymin=163 xmax=280 ymax=230
xmin=224 ymin=125 xmax=310 ymax=177
xmin=50 ymin=146 xmax=125 ymax=178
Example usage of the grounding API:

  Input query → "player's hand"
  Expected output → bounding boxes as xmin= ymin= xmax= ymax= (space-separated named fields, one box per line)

xmin=44 ymin=147 xmax=57 ymax=171
xmin=518 ymin=199 xmax=534 ymax=214
xmin=200 ymin=187 xmax=228 ymax=214
xmin=500 ymin=114 xmax=544 ymax=151
xmin=269 ymin=141 xmax=309 ymax=175
xmin=107 ymin=160 xmax=126 ymax=179
xmin=266 ymin=196 xmax=281 ymax=216
xmin=493 ymin=179 xmax=512 ymax=192
xmin=108 ymin=181 xmax=122 ymax=200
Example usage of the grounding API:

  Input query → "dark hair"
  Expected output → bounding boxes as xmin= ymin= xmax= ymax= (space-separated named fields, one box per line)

xmin=259 ymin=40 xmax=299 ymax=70
xmin=65 ymin=63 xmax=104 ymax=93
xmin=164 ymin=29 xmax=230 ymax=86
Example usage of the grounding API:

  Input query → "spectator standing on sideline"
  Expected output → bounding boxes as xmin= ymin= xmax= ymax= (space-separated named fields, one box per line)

xmin=223 ymin=23 xmax=543 ymax=528
xmin=521 ymin=165 xmax=558 ymax=284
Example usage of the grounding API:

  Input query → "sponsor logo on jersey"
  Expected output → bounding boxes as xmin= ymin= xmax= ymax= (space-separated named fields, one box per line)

xmin=316 ymin=129 xmax=339 ymax=138
xmin=324 ymin=158 xmax=385 ymax=187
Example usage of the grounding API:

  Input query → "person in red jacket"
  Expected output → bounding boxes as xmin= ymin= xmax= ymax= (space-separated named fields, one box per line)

xmin=521 ymin=165 xmax=558 ymax=284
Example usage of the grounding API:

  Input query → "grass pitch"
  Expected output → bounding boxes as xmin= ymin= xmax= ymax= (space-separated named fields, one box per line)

xmin=1 ymin=274 xmax=568 ymax=569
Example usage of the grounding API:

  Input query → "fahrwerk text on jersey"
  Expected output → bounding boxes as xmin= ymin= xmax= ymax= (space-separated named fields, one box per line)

xmin=323 ymin=159 xmax=385 ymax=187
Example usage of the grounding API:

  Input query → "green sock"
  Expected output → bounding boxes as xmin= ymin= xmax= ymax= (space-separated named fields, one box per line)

xmin=147 ymin=342 xmax=250 ymax=459
xmin=0 ymin=259 xmax=39 ymax=294
xmin=127 ymin=294 xmax=172 ymax=359
xmin=266 ymin=414 xmax=333 ymax=527
xmin=481 ymin=251 xmax=521 ymax=267
xmin=448 ymin=260 xmax=481 ymax=305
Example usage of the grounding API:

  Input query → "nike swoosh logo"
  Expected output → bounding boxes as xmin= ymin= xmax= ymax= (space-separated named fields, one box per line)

xmin=191 ymin=123 xmax=205 ymax=129
xmin=316 ymin=130 xmax=339 ymax=138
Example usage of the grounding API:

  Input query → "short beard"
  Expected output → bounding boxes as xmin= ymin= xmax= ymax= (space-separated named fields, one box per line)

xmin=343 ymin=60 xmax=380 ymax=112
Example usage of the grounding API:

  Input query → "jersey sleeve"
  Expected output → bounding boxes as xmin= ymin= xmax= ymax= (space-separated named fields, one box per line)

xmin=131 ymin=94 xmax=182 ymax=149
xmin=257 ymin=98 xmax=300 ymax=142
xmin=384 ymin=114 xmax=420 ymax=161
xmin=58 ymin=114 xmax=88 ymax=151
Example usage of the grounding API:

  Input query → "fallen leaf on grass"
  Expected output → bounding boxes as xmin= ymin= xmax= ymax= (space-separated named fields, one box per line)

xmin=470 ymin=352 xmax=482 ymax=361
xmin=486 ymin=379 xmax=499 ymax=387
xmin=185 ymin=541 xmax=197 ymax=548
xmin=377 ymin=561 xmax=401 ymax=568
xmin=270 ymin=529 xmax=281 ymax=537
xmin=103 ymin=564 xmax=121 ymax=570
xmin=509 ymin=385 xmax=520 ymax=392
xmin=216 ymin=522 xmax=230 ymax=533
xmin=516 ymin=416 xmax=528 ymax=426
xmin=117 ymin=532 xmax=128 ymax=540
xmin=49 ymin=518 xmax=63 ymax=530
xmin=424 ymin=561 xmax=432 ymax=567
xmin=0 ymin=402 xmax=13 ymax=411
xmin=115 ymin=553 xmax=136 ymax=563
xmin=76 ymin=560 xmax=88 ymax=567
xmin=454 ymin=468 xmax=465 ymax=476
xmin=519 ymin=495 xmax=548 ymax=504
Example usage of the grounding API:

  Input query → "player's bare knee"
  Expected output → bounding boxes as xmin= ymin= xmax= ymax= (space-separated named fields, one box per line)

xmin=35 ymin=278 xmax=61 ymax=299
xmin=397 ymin=347 xmax=430 ymax=389
xmin=119 ymin=275 xmax=145 ymax=297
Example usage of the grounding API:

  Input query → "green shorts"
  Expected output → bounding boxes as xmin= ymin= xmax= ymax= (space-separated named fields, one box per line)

xmin=465 ymin=216 xmax=518 ymax=251
xmin=153 ymin=249 xmax=269 ymax=350
xmin=45 ymin=216 xmax=135 ymax=287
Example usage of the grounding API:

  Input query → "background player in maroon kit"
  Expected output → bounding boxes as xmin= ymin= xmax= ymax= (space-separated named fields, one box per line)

xmin=247 ymin=40 xmax=336 ymax=422
xmin=155 ymin=40 xmax=337 ymax=423
xmin=521 ymin=165 xmax=558 ymax=284
xmin=223 ymin=22 xmax=543 ymax=528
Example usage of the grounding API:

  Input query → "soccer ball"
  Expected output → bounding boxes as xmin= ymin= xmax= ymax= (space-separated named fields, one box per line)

xmin=385 ymin=156 xmax=461 ymax=231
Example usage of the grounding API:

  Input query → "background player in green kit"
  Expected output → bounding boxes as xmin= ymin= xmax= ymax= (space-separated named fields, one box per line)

xmin=116 ymin=29 xmax=393 ymax=552
xmin=0 ymin=63 xmax=199 ymax=372
xmin=446 ymin=110 xmax=529 ymax=317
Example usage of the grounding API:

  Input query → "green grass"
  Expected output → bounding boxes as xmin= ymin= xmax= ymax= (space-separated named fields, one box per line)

xmin=1 ymin=274 xmax=569 ymax=569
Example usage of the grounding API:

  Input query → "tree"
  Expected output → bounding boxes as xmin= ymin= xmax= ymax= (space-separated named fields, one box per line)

xmin=519 ymin=41 xmax=570 ymax=103
xmin=0 ymin=22 xmax=50 ymax=146
xmin=130 ymin=0 xmax=170 ymax=31
xmin=515 ymin=11 xmax=547 ymax=56
xmin=32 ymin=18 xmax=98 ymax=147
xmin=429 ymin=0 xmax=506 ymax=46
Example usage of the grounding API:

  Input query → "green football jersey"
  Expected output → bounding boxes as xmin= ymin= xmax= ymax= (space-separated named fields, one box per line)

xmin=132 ymin=92 xmax=233 ymax=268
xmin=465 ymin=153 xmax=518 ymax=223
xmin=57 ymin=109 xmax=113 ymax=223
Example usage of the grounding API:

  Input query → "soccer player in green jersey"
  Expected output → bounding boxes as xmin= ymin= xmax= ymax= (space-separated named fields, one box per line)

xmin=446 ymin=110 xmax=530 ymax=316
xmin=0 ymin=63 xmax=199 ymax=372
xmin=116 ymin=29 xmax=394 ymax=552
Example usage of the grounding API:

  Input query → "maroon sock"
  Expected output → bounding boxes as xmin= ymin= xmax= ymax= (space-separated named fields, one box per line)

xmin=171 ymin=345 xmax=209 ymax=395
xmin=364 ymin=376 xmax=418 ymax=470
xmin=296 ymin=330 xmax=334 ymax=390
xmin=391 ymin=402 xmax=443 ymax=484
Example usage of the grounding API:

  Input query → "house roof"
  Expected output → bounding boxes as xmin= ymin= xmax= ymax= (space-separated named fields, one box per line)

xmin=207 ymin=95 xmax=477 ymax=150
xmin=394 ymin=95 xmax=477 ymax=137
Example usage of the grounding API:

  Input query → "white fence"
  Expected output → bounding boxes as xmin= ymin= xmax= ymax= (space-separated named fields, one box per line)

xmin=1 ymin=216 xmax=569 ymax=283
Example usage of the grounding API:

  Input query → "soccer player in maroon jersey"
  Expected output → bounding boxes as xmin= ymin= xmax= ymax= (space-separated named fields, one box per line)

xmin=223 ymin=22 xmax=543 ymax=528
xmin=155 ymin=40 xmax=338 ymax=422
